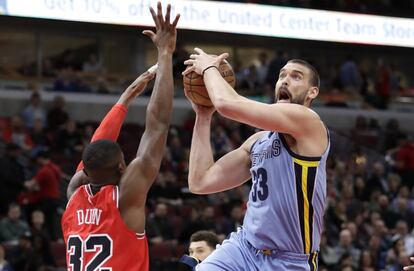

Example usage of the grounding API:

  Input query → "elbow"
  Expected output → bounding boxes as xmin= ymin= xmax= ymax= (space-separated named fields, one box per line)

xmin=146 ymin=110 xmax=171 ymax=129
xmin=214 ymin=98 xmax=233 ymax=117
xmin=188 ymin=179 xmax=207 ymax=195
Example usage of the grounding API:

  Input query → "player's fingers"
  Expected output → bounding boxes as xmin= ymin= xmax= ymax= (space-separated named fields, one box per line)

xmin=182 ymin=66 xmax=195 ymax=76
xmin=194 ymin=47 xmax=205 ymax=55
xmin=142 ymin=30 xmax=156 ymax=41
xmin=147 ymin=63 xmax=158 ymax=75
xmin=404 ymin=266 xmax=414 ymax=270
xmin=157 ymin=2 xmax=164 ymax=25
xmin=183 ymin=59 xmax=194 ymax=66
xmin=165 ymin=4 xmax=171 ymax=24
xmin=217 ymin=53 xmax=229 ymax=62
xmin=172 ymin=14 xmax=180 ymax=27
xmin=149 ymin=7 xmax=160 ymax=29
xmin=189 ymin=54 xmax=198 ymax=59
xmin=411 ymin=257 xmax=414 ymax=261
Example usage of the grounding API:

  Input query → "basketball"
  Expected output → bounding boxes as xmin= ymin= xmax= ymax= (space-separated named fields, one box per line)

xmin=183 ymin=60 xmax=236 ymax=107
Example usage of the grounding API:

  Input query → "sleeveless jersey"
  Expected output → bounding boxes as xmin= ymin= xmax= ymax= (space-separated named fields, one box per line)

xmin=243 ymin=131 xmax=330 ymax=254
xmin=61 ymin=184 xmax=149 ymax=271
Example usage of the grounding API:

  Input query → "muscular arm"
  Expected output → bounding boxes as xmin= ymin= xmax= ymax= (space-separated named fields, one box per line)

xmin=188 ymin=116 xmax=264 ymax=194
xmin=184 ymin=50 xmax=327 ymax=156
xmin=204 ymin=68 xmax=321 ymax=138
xmin=202 ymin=69 xmax=327 ymax=156
xmin=66 ymin=68 xmax=156 ymax=199
xmin=119 ymin=3 xmax=179 ymax=233
xmin=119 ymin=52 xmax=173 ymax=205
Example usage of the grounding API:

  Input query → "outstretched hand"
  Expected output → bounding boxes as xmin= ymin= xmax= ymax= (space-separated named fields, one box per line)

xmin=117 ymin=65 xmax=157 ymax=106
xmin=183 ymin=48 xmax=229 ymax=76
xmin=143 ymin=2 xmax=180 ymax=54
xmin=404 ymin=257 xmax=414 ymax=270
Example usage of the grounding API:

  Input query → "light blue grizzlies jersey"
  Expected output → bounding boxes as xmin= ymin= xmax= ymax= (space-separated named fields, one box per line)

xmin=244 ymin=131 xmax=330 ymax=254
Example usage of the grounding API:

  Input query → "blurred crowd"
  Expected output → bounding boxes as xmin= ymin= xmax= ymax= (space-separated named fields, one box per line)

xmin=0 ymin=90 xmax=413 ymax=270
xmin=6 ymin=46 xmax=412 ymax=112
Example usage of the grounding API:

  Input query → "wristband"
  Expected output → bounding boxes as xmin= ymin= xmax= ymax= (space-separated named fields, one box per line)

xmin=202 ymin=65 xmax=219 ymax=77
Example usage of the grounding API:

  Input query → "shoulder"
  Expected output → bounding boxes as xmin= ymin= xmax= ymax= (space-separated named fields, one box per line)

xmin=241 ymin=131 xmax=268 ymax=153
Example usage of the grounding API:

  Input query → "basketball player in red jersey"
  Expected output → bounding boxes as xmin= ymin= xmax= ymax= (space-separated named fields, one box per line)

xmin=61 ymin=3 xmax=179 ymax=271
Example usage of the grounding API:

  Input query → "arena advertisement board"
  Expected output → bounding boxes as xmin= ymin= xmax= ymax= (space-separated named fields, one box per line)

xmin=2 ymin=0 xmax=414 ymax=48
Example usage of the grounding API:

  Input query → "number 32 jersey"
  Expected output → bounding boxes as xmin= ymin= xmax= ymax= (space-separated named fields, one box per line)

xmin=244 ymin=131 xmax=330 ymax=254
xmin=62 ymin=184 xmax=149 ymax=271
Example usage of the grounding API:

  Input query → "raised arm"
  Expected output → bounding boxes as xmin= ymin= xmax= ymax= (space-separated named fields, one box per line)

xmin=183 ymin=49 xmax=325 ymax=142
xmin=118 ymin=3 xmax=179 ymax=231
xmin=66 ymin=67 xmax=156 ymax=199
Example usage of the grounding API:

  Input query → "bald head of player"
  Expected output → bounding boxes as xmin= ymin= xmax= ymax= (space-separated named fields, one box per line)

xmin=82 ymin=140 xmax=126 ymax=186
xmin=275 ymin=59 xmax=320 ymax=107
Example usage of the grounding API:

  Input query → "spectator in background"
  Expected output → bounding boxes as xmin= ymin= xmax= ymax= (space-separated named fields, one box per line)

xmin=7 ymin=232 xmax=40 ymax=271
xmin=358 ymin=250 xmax=375 ymax=271
xmin=46 ymin=95 xmax=69 ymax=131
xmin=0 ymin=244 xmax=12 ymax=271
xmin=394 ymin=220 xmax=414 ymax=256
xmin=21 ymin=92 xmax=46 ymax=130
xmin=0 ymin=203 xmax=30 ymax=244
xmin=30 ymin=210 xmax=55 ymax=268
xmin=0 ymin=144 xmax=25 ymax=215
xmin=29 ymin=118 xmax=50 ymax=156
xmin=339 ymin=55 xmax=361 ymax=94
xmin=386 ymin=237 xmax=406 ymax=268
xmin=238 ymin=65 xmax=260 ymax=95
xmin=189 ymin=231 xmax=219 ymax=261
xmin=55 ymin=49 xmax=78 ymax=70
xmin=95 ymin=76 xmax=111 ymax=94
xmin=221 ymin=205 xmax=244 ymax=235
xmin=265 ymin=50 xmax=288 ymax=86
xmin=55 ymin=119 xmax=83 ymax=156
xmin=256 ymin=51 xmax=269 ymax=87
xmin=383 ymin=119 xmax=406 ymax=151
xmin=179 ymin=230 xmax=220 ymax=270
xmin=41 ymin=58 xmax=56 ymax=78
xmin=82 ymin=53 xmax=101 ymax=73
xmin=24 ymin=151 xmax=61 ymax=240
xmin=366 ymin=162 xmax=388 ymax=195
xmin=334 ymin=229 xmax=361 ymax=269
xmin=3 ymin=116 xmax=33 ymax=152
xmin=375 ymin=58 xmax=391 ymax=109
xmin=146 ymin=203 xmax=176 ymax=245
xmin=395 ymin=137 xmax=414 ymax=188
xmin=53 ymin=68 xmax=79 ymax=92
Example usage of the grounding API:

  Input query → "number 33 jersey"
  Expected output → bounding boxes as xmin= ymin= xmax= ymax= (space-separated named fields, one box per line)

xmin=61 ymin=185 xmax=149 ymax=271
xmin=244 ymin=131 xmax=330 ymax=254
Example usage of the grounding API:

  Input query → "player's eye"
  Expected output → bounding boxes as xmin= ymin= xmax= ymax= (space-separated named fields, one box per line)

xmin=292 ymin=74 xmax=302 ymax=80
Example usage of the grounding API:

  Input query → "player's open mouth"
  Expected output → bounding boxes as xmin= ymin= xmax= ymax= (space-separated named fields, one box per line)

xmin=278 ymin=88 xmax=291 ymax=103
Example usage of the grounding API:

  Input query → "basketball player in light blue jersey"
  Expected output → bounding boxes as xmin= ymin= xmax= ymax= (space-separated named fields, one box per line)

xmin=183 ymin=49 xmax=330 ymax=271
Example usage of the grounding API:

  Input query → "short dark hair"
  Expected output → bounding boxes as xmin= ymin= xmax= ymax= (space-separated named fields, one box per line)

xmin=82 ymin=140 xmax=122 ymax=170
xmin=190 ymin=231 xmax=219 ymax=249
xmin=287 ymin=59 xmax=320 ymax=88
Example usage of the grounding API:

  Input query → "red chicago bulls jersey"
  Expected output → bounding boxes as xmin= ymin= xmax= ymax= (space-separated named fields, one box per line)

xmin=62 ymin=184 xmax=149 ymax=271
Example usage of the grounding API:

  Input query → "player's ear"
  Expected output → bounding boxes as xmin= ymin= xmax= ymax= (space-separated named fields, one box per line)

xmin=308 ymin=86 xmax=319 ymax=100
xmin=117 ymin=163 xmax=126 ymax=175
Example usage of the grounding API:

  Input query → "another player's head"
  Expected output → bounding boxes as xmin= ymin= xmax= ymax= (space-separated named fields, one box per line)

xmin=275 ymin=59 xmax=320 ymax=107
xmin=189 ymin=230 xmax=219 ymax=261
xmin=82 ymin=140 xmax=126 ymax=186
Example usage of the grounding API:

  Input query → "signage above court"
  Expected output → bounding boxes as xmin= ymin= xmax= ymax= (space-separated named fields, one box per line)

xmin=1 ymin=0 xmax=413 ymax=48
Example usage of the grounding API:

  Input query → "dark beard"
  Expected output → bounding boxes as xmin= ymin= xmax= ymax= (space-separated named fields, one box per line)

xmin=290 ymin=90 xmax=308 ymax=105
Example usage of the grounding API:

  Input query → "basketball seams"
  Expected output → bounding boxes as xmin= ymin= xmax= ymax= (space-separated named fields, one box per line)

xmin=183 ymin=61 xmax=235 ymax=106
